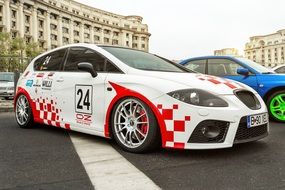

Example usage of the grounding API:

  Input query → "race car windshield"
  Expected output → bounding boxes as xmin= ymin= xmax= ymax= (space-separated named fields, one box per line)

xmin=0 ymin=73 xmax=14 ymax=82
xmin=102 ymin=47 xmax=189 ymax=72
xmin=236 ymin=58 xmax=274 ymax=74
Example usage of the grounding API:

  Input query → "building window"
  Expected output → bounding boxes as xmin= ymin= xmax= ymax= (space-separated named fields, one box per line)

xmin=50 ymin=13 xmax=57 ymax=20
xmin=0 ymin=6 xmax=2 ymax=13
xmin=12 ymin=21 xmax=16 ymax=29
xmin=141 ymin=37 xmax=146 ymax=41
xmin=0 ymin=17 xmax=2 ymax=22
xmin=124 ymin=24 xmax=130 ymax=29
xmin=74 ymin=30 xmax=79 ymax=36
xmin=12 ymin=32 xmax=17 ymax=39
xmin=25 ymin=26 xmax=30 ymax=33
xmin=74 ymin=21 xmax=80 ymax=27
xmin=63 ymin=27 xmax=69 ymax=34
xmin=11 ymin=10 xmax=16 ymax=18
xmin=84 ymin=33 xmax=90 ymax=38
xmin=62 ymin=17 xmax=69 ymax=24
xmin=112 ymin=39 xmax=118 ymax=45
xmin=51 ymin=34 xmax=57 ymax=40
xmin=141 ymin=28 xmax=145 ymax=32
xmin=39 ymin=31 xmax=43 ymax=39
xmin=132 ymin=43 xmax=138 ymax=48
xmin=126 ymin=33 xmax=129 ymax=38
xmin=63 ymin=37 xmax=69 ymax=44
xmin=113 ymin=32 xmax=119 ymax=36
xmin=133 ymin=36 xmax=138 ymax=40
xmin=39 ymin=20 xmax=44 ymax=28
xmin=104 ymin=29 xmax=110 ymax=34
xmin=50 ymin=24 xmax=57 ymax=30
xmin=0 ymin=27 xmax=3 ymax=32
xmin=104 ymin=37 xmax=109 ymax=43
xmin=25 ymin=15 xmax=30 ymax=23
xmin=94 ymin=35 xmax=100 ymax=41
xmin=141 ymin=44 xmax=145 ymax=49
xmin=74 ymin=40 xmax=79 ymax=43
xmin=95 ymin=27 xmax=101 ymax=32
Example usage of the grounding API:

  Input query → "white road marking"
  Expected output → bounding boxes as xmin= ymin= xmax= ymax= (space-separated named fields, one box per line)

xmin=70 ymin=133 xmax=161 ymax=190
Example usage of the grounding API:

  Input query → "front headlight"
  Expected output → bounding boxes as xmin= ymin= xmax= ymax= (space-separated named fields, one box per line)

xmin=167 ymin=89 xmax=228 ymax=107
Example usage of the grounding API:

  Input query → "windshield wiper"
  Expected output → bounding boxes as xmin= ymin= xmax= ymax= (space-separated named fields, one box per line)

xmin=0 ymin=80 xmax=10 ymax=82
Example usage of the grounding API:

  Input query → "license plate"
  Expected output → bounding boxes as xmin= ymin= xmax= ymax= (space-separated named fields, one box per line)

xmin=247 ymin=113 xmax=268 ymax=128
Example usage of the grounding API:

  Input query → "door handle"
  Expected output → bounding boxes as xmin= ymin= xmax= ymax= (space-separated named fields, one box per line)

xmin=56 ymin=78 xmax=64 ymax=82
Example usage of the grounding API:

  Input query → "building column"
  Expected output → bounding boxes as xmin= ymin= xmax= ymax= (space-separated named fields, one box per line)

xmin=32 ymin=5 xmax=38 ymax=42
xmin=100 ymin=27 xmax=104 ymax=44
xmin=90 ymin=25 xmax=94 ymax=44
xmin=80 ymin=22 xmax=84 ymax=42
xmin=137 ymin=34 xmax=142 ymax=50
xmin=45 ymin=10 xmax=51 ymax=49
xmin=69 ymin=18 xmax=74 ymax=43
xmin=58 ymin=15 xmax=63 ymax=46
xmin=18 ymin=0 xmax=24 ymax=38
xmin=128 ymin=33 xmax=133 ymax=48
xmin=120 ymin=30 xmax=126 ymax=46
xmin=4 ymin=0 xmax=11 ymax=32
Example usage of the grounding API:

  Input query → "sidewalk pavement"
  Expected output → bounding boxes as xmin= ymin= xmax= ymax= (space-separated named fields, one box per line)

xmin=0 ymin=98 xmax=14 ymax=113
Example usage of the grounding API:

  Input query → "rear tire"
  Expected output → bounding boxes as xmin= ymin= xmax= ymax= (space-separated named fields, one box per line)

xmin=15 ymin=94 xmax=34 ymax=128
xmin=266 ymin=90 xmax=285 ymax=122
xmin=111 ymin=97 xmax=160 ymax=153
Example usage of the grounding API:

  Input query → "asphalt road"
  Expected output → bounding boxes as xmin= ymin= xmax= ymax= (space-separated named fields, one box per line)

xmin=0 ymin=112 xmax=93 ymax=190
xmin=116 ymin=122 xmax=284 ymax=190
xmin=1 ymin=112 xmax=285 ymax=190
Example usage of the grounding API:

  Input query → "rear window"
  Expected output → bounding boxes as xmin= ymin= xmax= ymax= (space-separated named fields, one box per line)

xmin=34 ymin=48 xmax=67 ymax=71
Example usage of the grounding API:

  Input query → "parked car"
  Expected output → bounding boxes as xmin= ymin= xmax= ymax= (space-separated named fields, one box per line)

xmin=273 ymin=64 xmax=285 ymax=73
xmin=0 ymin=72 xmax=15 ymax=99
xmin=180 ymin=56 xmax=285 ymax=122
xmin=14 ymin=44 xmax=268 ymax=153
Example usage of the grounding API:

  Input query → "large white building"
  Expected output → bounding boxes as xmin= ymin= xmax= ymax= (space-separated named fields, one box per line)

xmin=214 ymin=48 xmax=239 ymax=56
xmin=244 ymin=29 xmax=285 ymax=67
xmin=0 ymin=0 xmax=151 ymax=51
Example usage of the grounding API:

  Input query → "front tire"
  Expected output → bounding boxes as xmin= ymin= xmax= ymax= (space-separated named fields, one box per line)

xmin=111 ymin=97 xmax=160 ymax=153
xmin=15 ymin=94 xmax=34 ymax=128
xmin=267 ymin=90 xmax=285 ymax=122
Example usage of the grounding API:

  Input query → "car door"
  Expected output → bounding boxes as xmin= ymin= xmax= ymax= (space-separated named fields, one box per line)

xmin=32 ymin=48 xmax=67 ymax=106
xmin=207 ymin=58 xmax=259 ymax=91
xmin=53 ymin=46 xmax=121 ymax=133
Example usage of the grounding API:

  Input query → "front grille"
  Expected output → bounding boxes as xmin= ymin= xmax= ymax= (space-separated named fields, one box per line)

xmin=188 ymin=120 xmax=229 ymax=143
xmin=235 ymin=90 xmax=261 ymax=110
xmin=0 ymin=87 xmax=7 ymax=90
xmin=234 ymin=116 xmax=268 ymax=144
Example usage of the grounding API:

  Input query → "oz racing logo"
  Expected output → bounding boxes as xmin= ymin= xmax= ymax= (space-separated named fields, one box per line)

xmin=42 ymin=80 xmax=52 ymax=90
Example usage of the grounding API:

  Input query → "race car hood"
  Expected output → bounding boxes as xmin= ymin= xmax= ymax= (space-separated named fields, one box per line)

xmin=131 ymin=71 xmax=251 ymax=95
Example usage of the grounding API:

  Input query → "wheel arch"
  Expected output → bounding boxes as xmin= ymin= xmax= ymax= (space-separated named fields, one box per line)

xmin=263 ymin=86 xmax=285 ymax=103
xmin=104 ymin=82 xmax=169 ymax=147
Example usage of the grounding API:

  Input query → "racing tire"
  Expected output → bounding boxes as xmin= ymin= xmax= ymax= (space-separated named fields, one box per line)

xmin=266 ymin=90 xmax=285 ymax=122
xmin=15 ymin=94 xmax=34 ymax=128
xmin=111 ymin=97 xmax=160 ymax=153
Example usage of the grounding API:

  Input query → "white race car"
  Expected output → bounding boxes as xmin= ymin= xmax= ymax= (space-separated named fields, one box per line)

xmin=15 ymin=44 xmax=269 ymax=153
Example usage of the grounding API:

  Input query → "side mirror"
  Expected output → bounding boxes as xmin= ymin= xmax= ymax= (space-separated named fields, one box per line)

xmin=78 ymin=62 xmax=97 ymax=78
xmin=237 ymin=68 xmax=249 ymax=76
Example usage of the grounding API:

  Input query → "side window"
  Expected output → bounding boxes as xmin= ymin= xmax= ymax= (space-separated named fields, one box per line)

xmin=34 ymin=49 xmax=67 ymax=71
xmin=64 ymin=47 xmax=120 ymax=73
xmin=208 ymin=59 xmax=244 ymax=76
xmin=184 ymin=60 xmax=206 ymax=73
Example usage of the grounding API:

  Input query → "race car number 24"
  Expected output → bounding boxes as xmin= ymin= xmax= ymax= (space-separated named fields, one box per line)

xmin=75 ymin=85 xmax=93 ymax=114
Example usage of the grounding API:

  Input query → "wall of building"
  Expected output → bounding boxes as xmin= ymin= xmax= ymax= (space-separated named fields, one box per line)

xmin=0 ymin=0 xmax=150 ymax=51
xmin=244 ymin=29 xmax=285 ymax=67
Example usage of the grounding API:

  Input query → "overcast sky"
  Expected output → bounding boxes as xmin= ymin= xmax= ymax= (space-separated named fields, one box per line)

xmin=76 ymin=0 xmax=285 ymax=60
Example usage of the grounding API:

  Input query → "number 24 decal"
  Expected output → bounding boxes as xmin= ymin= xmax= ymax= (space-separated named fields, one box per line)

xmin=75 ymin=85 xmax=92 ymax=114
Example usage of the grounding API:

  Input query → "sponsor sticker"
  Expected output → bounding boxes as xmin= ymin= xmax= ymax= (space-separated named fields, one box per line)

xmin=76 ymin=113 xmax=92 ymax=126
xmin=25 ymin=80 xmax=33 ymax=87
xmin=42 ymin=80 xmax=53 ymax=90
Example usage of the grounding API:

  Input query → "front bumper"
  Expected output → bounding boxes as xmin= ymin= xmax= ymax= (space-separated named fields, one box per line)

xmin=0 ymin=90 xmax=14 ymax=98
xmin=153 ymin=93 xmax=269 ymax=149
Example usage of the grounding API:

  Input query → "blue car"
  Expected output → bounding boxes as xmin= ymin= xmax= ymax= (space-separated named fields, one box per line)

xmin=180 ymin=56 xmax=285 ymax=122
